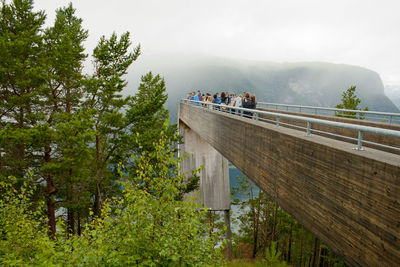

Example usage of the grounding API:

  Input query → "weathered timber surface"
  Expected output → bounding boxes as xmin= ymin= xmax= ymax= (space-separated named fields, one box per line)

xmin=258 ymin=108 xmax=400 ymax=155
xmin=179 ymin=103 xmax=400 ymax=267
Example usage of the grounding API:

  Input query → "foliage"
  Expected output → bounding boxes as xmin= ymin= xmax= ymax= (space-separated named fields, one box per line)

xmin=264 ymin=241 xmax=283 ymax=265
xmin=335 ymin=86 xmax=368 ymax=119
xmin=0 ymin=0 xmax=179 ymax=237
xmin=0 ymin=177 xmax=57 ymax=266
xmin=82 ymin=30 xmax=141 ymax=217
xmin=0 ymin=132 xmax=222 ymax=266
xmin=126 ymin=72 xmax=179 ymax=155
xmin=231 ymin=176 xmax=346 ymax=266
xmin=0 ymin=0 xmax=47 ymax=180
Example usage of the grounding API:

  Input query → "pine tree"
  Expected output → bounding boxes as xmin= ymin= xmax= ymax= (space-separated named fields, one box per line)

xmin=335 ymin=85 xmax=368 ymax=119
xmin=126 ymin=72 xmax=178 ymax=154
xmin=84 ymin=32 xmax=140 ymax=216
xmin=43 ymin=3 xmax=92 ymax=235
xmin=0 ymin=0 xmax=179 ymax=238
xmin=0 ymin=0 xmax=46 ymax=181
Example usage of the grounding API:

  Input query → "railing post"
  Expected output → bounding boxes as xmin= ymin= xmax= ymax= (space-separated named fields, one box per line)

xmin=306 ymin=122 xmax=311 ymax=136
xmin=255 ymin=113 xmax=259 ymax=121
xmin=240 ymin=110 xmax=243 ymax=117
xmin=276 ymin=117 xmax=280 ymax=127
xmin=355 ymin=131 xmax=365 ymax=151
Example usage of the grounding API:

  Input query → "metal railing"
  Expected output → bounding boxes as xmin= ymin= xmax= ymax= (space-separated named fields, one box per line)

xmin=257 ymin=102 xmax=400 ymax=124
xmin=182 ymin=99 xmax=400 ymax=152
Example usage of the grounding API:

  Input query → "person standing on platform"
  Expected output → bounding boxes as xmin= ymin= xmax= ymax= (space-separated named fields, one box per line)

xmin=193 ymin=90 xmax=200 ymax=105
xmin=242 ymin=92 xmax=254 ymax=118
xmin=206 ymin=95 xmax=213 ymax=109
xmin=197 ymin=90 xmax=203 ymax=102
xmin=235 ymin=94 xmax=242 ymax=115
xmin=220 ymin=92 xmax=227 ymax=111
xmin=250 ymin=94 xmax=257 ymax=109
xmin=250 ymin=94 xmax=257 ymax=119
xmin=216 ymin=93 xmax=221 ymax=104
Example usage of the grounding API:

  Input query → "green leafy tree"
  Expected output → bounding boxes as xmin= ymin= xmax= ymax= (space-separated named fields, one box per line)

xmin=335 ymin=86 xmax=368 ymax=119
xmin=65 ymin=130 xmax=221 ymax=266
xmin=0 ymin=131 xmax=222 ymax=266
xmin=0 ymin=0 xmax=184 ymax=239
xmin=0 ymin=177 xmax=57 ymax=266
xmin=231 ymin=175 xmax=345 ymax=266
xmin=0 ymin=0 xmax=93 ymax=236
xmin=264 ymin=241 xmax=285 ymax=266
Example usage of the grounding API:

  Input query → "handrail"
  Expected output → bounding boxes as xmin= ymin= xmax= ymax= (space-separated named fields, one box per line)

xmin=257 ymin=102 xmax=400 ymax=124
xmin=182 ymin=99 xmax=400 ymax=151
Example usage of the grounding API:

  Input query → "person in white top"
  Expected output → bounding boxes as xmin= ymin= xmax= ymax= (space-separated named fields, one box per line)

xmin=229 ymin=94 xmax=236 ymax=113
xmin=234 ymin=94 xmax=242 ymax=115
xmin=206 ymin=95 xmax=214 ymax=109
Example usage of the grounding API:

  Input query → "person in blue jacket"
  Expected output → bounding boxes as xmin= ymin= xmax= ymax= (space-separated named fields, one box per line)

xmin=193 ymin=91 xmax=200 ymax=105
xmin=216 ymin=93 xmax=221 ymax=104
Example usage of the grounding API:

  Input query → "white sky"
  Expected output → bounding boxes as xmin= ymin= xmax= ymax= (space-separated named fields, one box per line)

xmin=32 ymin=0 xmax=400 ymax=86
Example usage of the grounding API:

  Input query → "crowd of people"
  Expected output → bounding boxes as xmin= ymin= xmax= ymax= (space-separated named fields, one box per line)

xmin=186 ymin=90 xmax=257 ymax=118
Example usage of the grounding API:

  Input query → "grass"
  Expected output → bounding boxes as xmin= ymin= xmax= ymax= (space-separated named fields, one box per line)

xmin=226 ymin=259 xmax=289 ymax=267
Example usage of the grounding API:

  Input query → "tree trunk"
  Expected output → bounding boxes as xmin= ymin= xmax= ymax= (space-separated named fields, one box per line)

xmin=318 ymin=243 xmax=325 ymax=267
xmin=65 ymin=86 xmax=76 ymax=234
xmin=252 ymin=191 xmax=262 ymax=258
xmin=93 ymin=181 xmax=101 ymax=216
xmin=271 ymin=203 xmax=278 ymax=242
xmin=262 ymin=197 xmax=271 ymax=254
xmin=93 ymin=134 xmax=102 ymax=217
xmin=311 ymin=237 xmax=319 ymax=267
xmin=45 ymin=146 xmax=56 ymax=237
xmin=287 ymin=222 xmax=293 ymax=263
xmin=209 ymin=211 xmax=215 ymax=238
xmin=77 ymin=211 xmax=81 ymax=236
xmin=224 ymin=210 xmax=232 ymax=261
xmin=299 ymin=228 xmax=303 ymax=267
xmin=66 ymin=168 xmax=75 ymax=234
xmin=67 ymin=208 xmax=75 ymax=235
xmin=46 ymin=189 xmax=56 ymax=237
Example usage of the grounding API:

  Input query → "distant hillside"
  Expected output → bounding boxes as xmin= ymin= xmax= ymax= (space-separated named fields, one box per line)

xmin=385 ymin=85 xmax=400 ymax=109
xmin=126 ymin=55 xmax=399 ymax=122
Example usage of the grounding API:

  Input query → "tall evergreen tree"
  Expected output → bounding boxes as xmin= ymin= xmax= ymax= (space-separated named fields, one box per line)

xmin=0 ymin=0 xmax=46 ymax=181
xmin=0 ymin=0 xmax=179 ymax=237
xmin=126 ymin=72 xmax=177 ymax=154
xmin=84 ymin=32 xmax=140 ymax=216
xmin=41 ymin=3 xmax=91 ymax=235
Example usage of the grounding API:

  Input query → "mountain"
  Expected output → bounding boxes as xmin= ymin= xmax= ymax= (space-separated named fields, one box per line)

xmin=385 ymin=85 xmax=400 ymax=109
xmin=126 ymin=54 xmax=399 ymax=122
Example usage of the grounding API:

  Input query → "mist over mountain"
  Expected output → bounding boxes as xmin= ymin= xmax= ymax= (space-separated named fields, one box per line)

xmin=127 ymin=55 xmax=399 ymax=122
xmin=385 ymin=85 xmax=400 ymax=109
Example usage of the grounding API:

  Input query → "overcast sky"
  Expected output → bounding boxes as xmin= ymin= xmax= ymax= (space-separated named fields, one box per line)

xmin=32 ymin=0 xmax=400 ymax=87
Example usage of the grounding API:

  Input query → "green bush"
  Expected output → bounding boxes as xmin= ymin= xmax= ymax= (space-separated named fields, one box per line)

xmin=0 ymin=132 xmax=222 ymax=266
xmin=0 ymin=178 xmax=57 ymax=266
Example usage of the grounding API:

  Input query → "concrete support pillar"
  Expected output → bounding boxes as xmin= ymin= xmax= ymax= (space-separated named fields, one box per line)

xmin=178 ymin=119 xmax=232 ymax=260
xmin=178 ymin=120 xmax=230 ymax=210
